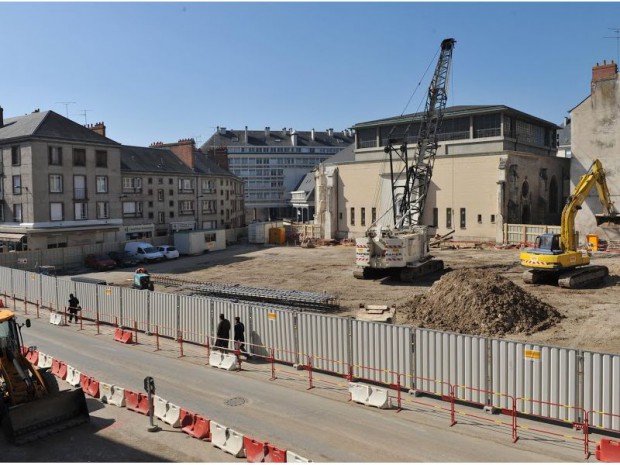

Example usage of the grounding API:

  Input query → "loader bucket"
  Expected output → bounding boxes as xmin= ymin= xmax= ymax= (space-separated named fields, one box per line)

xmin=2 ymin=388 xmax=90 ymax=445
xmin=595 ymin=213 xmax=620 ymax=227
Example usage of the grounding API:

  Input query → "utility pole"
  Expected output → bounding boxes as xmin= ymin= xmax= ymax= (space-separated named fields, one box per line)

xmin=56 ymin=101 xmax=76 ymax=118
xmin=604 ymin=28 xmax=620 ymax=65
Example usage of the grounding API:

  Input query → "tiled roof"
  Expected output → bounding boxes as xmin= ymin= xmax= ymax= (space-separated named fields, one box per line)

xmin=0 ymin=110 xmax=119 ymax=145
xmin=120 ymin=145 xmax=194 ymax=174
xmin=201 ymin=128 xmax=354 ymax=150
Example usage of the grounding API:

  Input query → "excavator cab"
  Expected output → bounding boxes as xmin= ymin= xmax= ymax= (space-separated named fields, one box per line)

xmin=532 ymin=234 xmax=562 ymax=254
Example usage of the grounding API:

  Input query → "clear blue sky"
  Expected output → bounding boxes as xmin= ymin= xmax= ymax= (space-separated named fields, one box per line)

xmin=2 ymin=2 xmax=619 ymax=147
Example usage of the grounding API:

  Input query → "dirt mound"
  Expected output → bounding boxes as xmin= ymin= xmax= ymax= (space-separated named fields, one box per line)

xmin=397 ymin=268 xmax=563 ymax=336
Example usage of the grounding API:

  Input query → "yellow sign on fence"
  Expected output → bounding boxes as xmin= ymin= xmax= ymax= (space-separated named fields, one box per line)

xmin=267 ymin=312 xmax=277 ymax=321
xmin=105 ymin=288 xmax=112 ymax=295
xmin=525 ymin=350 xmax=541 ymax=360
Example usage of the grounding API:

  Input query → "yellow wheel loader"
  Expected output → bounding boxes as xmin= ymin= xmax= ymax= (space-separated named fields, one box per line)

xmin=0 ymin=308 xmax=90 ymax=444
xmin=520 ymin=159 xmax=620 ymax=288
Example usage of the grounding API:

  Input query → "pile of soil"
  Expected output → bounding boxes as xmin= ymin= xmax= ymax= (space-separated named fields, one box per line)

xmin=397 ymin=268 xmax=563 ymax=336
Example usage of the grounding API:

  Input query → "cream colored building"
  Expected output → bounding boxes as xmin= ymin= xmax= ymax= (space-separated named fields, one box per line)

xmin=317 ymin=105 xmax=568 ymax=242
xmin=569 ymin=60 xmax=620 ymax=242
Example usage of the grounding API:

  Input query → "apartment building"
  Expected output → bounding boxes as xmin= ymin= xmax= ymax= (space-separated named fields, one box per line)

xmin=316 ymin=105 xmax=568 ymax=242
xmin=120 ymin=139 xmax=244 ymax=239
xmin=201 ymin=126 xmax=354 ymax=222
xmin=0 ymin=108 xmax=122 ymax=251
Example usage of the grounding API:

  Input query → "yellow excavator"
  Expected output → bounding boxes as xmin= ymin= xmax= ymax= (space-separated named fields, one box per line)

xmin=520 ymin=159 xmax=620 ymax=288
xmin=0 ymin=307 xmax=89 ymax=444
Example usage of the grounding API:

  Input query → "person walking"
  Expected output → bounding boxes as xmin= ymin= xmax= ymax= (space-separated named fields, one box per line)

xmin=215 ymin=313 xmax=231 ymax=350
xmin=68 ymin=293 xmax=80 ymax=323
xmin=234 ymin=316 xmax=251 ymax=359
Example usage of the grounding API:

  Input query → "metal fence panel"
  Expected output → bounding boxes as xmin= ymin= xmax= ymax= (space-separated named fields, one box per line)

xmin=0 ymin=267 xmax=12 ymax=296
xmin=491 ymin=339 xmax=579 ymax=422
xmin=149 ymin=292 xmax=178 ymax=338
xmin=25 ymin=272 xmax=41 ymax=304
xmin=179 ymin=295 xmax=211 ymax=345
xmin=415 ymin=328 xmax=487 ymax=401
xmin=208 ymin=299 xmax=252 ymax=350
xmin=121 ymin=288 xmax=150 ymax=332
xmin=55 ymin=278 xmax=75 ymax=315
xmin=40 ymin=275 xmax=57 ymax=310
xmin=583 ymin=351 xmax=620 ymax=430
xmin=351 ymin=321 xmax=412 ymax=386
xmin=73 ymin=282 xmax=100 ymax=321
xmin=12 ymin=269 xmax=26 ymax=301
xmin=250 ymin=305 xmax=297 ymax=363
xmin=298 ymin=313 xmax=349 ymax=375
xmin=96 ymin=285 xmax=121 ymax=325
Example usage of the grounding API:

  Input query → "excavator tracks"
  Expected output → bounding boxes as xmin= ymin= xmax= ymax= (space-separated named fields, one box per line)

xmin=557 ymin=265 xmax=609 ymax=289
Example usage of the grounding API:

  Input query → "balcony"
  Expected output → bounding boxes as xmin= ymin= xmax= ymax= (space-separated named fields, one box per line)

xmin=73 ymin=188 xmax=88 ymax=200
xmin=202 ymin=209 xmax=216 ymax=215
xmin=201 ymin=188 xmax=217 ymax=195
xmin=179 ymin=209 xmax=195 ymax=216
xmin=179 ymin=188 xmax=195 ymax=194
xmin=122 ymin=187 xmax=142 ymax=194
xmin=122 ymin=212 xmax=143 ymax=218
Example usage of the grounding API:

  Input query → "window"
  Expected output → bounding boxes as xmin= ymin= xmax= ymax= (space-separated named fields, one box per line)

xmin=49 ymin=175 xmax=63 ymax=193
xmin=433 ymin=208 xmax=438 ymax=228
xmin=73 ymin=148 xmax=86 ymax=166
xmin=446 ymin=208 xmax=452 ymax=228
xmin=123 ymin=177 xmax=142 ymax=191
xmin=95 ymin=150 xmax=107 ymax=168
xmin=180 ymin=200 xmax=194 ymax=213
xmin=169 ymin=200 xmax=174 ymax=207
xmin=11 ymin=146 xmax=21 ymax=166
xmin=96 ymin=176 xmax=108 ymax=193
xmin=169 ymin=189 xmax=173 ymax=196
xmin=490 ymin=214 xmax=496 ymax=223
xmin=169 ymin=211 xmax=174 ymax=218
xmin=157 ymin=189 xmax=164 ymax=201
xmin=73 ymin=175 xmax=87 ymax=200
xmin=148 ymin=212 xmax=154 ymax=219
xmin=178 ymin=179 xmax=193 ymax=191
xmin=169 ymin=178 xmax=173 ymax=185
xmin=48 ymin=146 xmax=63 ymax=165
xmin=74 ymin=202 xmax=88 ymax=220
xmin=477 ymin=214 xmax=482 ymax=224
xmin=460 ymin=208 xmax=466 ymax=228
xmin=148 ymin=189 xmax=153 ymax=196
xmin=350 ymin=207 xmax=355 ymax=226
xmin=50 ymin=202 xmax=64 ymax=221
xmin=12 ymin=175 xmax=21 ymax=195
xmin=13 ymin=204 xmax=22 ymax=222
xmin=371 ymin=207 xmax=377 ymax=224
xmin=158 ymin=212 xmax=165 ymax=224
xmin=148 ymin=201 xmax=153 ymax=207
xmin=361 ymin=208 xmax=366 ymax=227
xmin=339 ymin=212 xmax=343 ymax=220
xmin=97 ymin=202 xmax=109 ymax=219
xmin=122 ymin=201 xmax=142 ymax=217
xmin=203 ymin=200 xmax=216 ymax=213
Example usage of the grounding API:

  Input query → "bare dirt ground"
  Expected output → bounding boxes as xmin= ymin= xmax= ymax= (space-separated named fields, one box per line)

xmin=95 ymin=243 xmax=620 ymax=355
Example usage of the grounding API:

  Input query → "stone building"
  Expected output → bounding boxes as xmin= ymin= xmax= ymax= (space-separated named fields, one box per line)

xmin=316 ymin=105 xmax=569 ymax=242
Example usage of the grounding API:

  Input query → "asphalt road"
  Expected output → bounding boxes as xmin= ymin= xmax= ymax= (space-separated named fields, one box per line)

xmin=12 ymin=303 xmax=596 ymax=462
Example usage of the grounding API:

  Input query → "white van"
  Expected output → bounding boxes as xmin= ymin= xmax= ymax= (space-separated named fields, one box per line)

xmin=124 ymin=242 xmax=164 ymax=262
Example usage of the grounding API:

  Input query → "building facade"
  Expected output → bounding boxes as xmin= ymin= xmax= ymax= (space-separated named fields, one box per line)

xmin=316 ymin=105 xmax=568 ymax=242
xmin=0 ymin=109 xmax=122 ymax=251
xmin=569 ymin=60 xmax=620 ymax=241
xmin=202 ymin=127 xmax=354 ymax=222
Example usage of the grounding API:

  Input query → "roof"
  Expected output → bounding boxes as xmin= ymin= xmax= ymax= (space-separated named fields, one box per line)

xmin=353 ymin=105 xmax=559 ymax=130
xmin=120 ymin=145 xmax=195 ymax=174
xmin=193 ymin=150 xmax=237 ymax=177
xmin=322 ymin=143 xmax=355 ymax=165
xmin=293 ymin=170 xmax=315 ymax=192
xmin=557 ymin=119 xmax=571 ymax=147
xmin=201 ymin=128 xmax=354 ymax=150
xmin=0 ymin=110 xmax=120 ymax=145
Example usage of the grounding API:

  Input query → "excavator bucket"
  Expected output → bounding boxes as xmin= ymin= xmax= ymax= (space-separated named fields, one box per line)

xmin=595 ymin=213 xmax=620 ymax=226
xmin=2 ymin=387 xmax=90 ymax=445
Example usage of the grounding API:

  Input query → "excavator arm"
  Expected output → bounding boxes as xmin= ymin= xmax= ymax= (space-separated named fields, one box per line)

xmin=560 ymin=159 xmax=619 ymax=252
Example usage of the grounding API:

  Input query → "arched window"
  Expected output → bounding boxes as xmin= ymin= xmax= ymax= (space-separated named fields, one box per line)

xmin=549 ymin=176 xmax=559 ymax=214
xmin=521 ymin=180 xmax=529 ymax=198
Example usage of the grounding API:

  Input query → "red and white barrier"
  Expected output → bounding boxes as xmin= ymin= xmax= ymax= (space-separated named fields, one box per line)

xmin=100 ymin=382 xmax=126 ymax=407
xmin=348 ymin=382 xmax=391 ymax=409
xmin=244 ymin=436 xmax=267 ymax=463
xmin=113 ymin=328 xmax=133 ymax=344
xmin=286 ymin=450 xmax=312 ymax=462
xmin=37 ymin=352 xmax=53 ymax=369
xmin=264 ymin=443 xmax=287 ymax=462
xmin=596 ymin=439 xmax=620 ymax=462
xmin=211 ymin=421 xmax=245 ymax=458
xmin=49 ymin=312 xmax=64 ymax=326
xmin=124 ymin=389 xmax=149 ymax=415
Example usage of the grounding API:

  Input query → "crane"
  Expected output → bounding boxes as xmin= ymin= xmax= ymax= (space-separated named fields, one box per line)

xmin=354 ymin=38 xmax=456 ymax=282
xmin=520 ymin=159 xmax=620 ymax=288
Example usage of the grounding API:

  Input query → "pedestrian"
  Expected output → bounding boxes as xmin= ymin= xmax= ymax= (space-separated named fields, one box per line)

xmin=234 ymin=316 xmax=251 ymax=359
xmin=68 ymin=293 xmax=80 ymax=323
xmin=215 ymin=313 xmax=231 ymax=350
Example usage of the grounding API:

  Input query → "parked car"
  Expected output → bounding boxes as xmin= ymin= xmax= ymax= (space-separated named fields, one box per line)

xmin=108 ymin=251 xmax=140 ymax=268
xmin=124 ymin=242 xmax=164 ymax=262
xmin=158 ymin=245 xmax=179 ymax=260
xmin=84 ymin=253 xmax=116 ymax=271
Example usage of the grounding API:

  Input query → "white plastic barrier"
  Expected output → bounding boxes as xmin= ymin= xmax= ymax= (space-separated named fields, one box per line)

xmin=153 ymin=395 xmax=168 ymax=420
xmin=100 ymin=382 xmax=126 ymax=407
xmin=348 ymin=382 xmax=391 ymax=409
xmin=210 ymin=421 xmax=246 ymax=458
xmin=209 ymin=351 xmax=223 ymax=368
xmin=49 ymin=312 xmax=64 ymax=326
xmin=66 ymin=365 xmax=81 ymax=387
xmin=37 ymin=352 xmax=53 ymax=369
xmin=219 ymin=354 xmax=239 ymax=371
xmin=287 ymin=451 xmax=313 ymax=462
xmin=163 ymin=402 xmax=181 ymax=427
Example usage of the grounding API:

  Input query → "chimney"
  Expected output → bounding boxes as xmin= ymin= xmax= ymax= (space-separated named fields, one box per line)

xmin=149 ymin=141 xmax=164 ymax=148
xmin=218 ymin=127 xmax=227 ymax=135
xmin=592 ymin=60 xmax=617 ymax=83
xmin=291 ymin=130 xmax=297 ymax=146
xmin=159 ymin=138 xmax=196 ymax=168
xmin=0 ymin=106 xmax=3 ymax=128
xmin=245 ymin=126 xmax=248 ymax=143
xmin=311 ymin=128 xmax=315 ymax=141
xmin=265 ymin=126 xmax=270 ymax=138
xmin=327 ymin=128 xmax=333 ymax=137
xmin=207 ymin=146 xmax=229 ymax=171
xmin=86 ymin=121 xmax=106 ymax=137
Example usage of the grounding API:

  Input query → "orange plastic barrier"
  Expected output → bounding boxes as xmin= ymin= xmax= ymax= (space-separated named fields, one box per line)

xmin=57 ymin=362 xmax=68 ymax=380
xmin=244 ymin=437 xmax=267 ymax=463
xmin=26 ymin=350 xmax=39 ymax=366
xmin=87 ymin=378 xmax=100 ymax=398
xmin=114 ymin=328 xmax=133 ymax=344
xmin=180 ymin=411 xmax=211 ymax=440
xmin=51 ymin=358 xmax=62 ymax=378
xmin=80 ymin=373 xmax=90 ymax=392
xmin=125 ymin=390 xmax=150 ymax=415
xmin=264 ymin=444 xmax=287 ymax=463
xmin=596 ymin=439 xmax=620 ymax=462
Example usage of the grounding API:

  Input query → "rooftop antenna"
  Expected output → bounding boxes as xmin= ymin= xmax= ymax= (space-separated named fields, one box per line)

xmin=604 ymin=27 xmax=620 ymax=65
xmin=74 ymin=109 xmax=92 ymax=125
xmin=56 ymin=101 xmax=76 ymax=118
